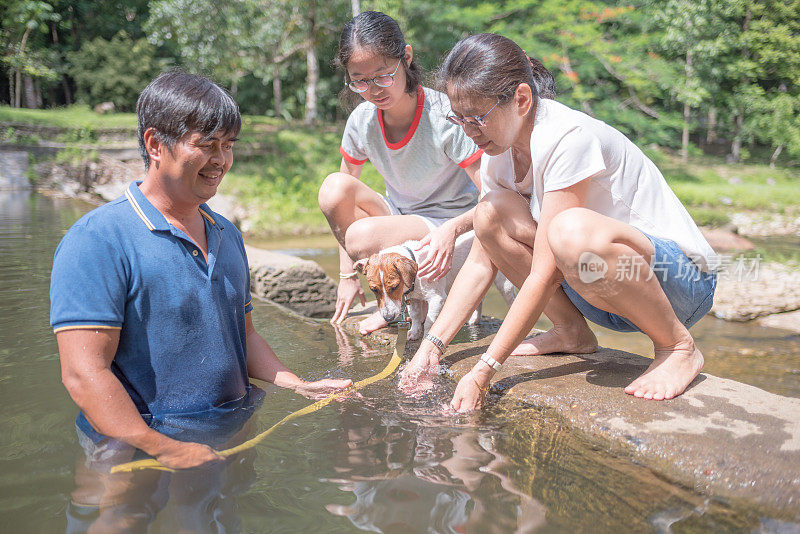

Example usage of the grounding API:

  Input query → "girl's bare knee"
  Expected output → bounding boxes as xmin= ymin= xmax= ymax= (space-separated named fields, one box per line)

xmin=344 ymin=218 xmax=375 ymax=260
xmin=318 ymin=172 xmax=357 ymax=213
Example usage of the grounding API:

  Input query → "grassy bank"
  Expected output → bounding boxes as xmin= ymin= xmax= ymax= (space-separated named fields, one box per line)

xmin=3 ymin=105 xmax=798 ymax=236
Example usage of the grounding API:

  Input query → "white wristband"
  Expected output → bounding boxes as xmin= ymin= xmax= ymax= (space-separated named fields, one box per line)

xmin=480 ymin=353 xmax=503 ymax=371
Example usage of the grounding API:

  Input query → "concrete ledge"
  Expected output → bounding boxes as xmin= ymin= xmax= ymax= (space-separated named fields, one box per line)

xmin=340 ymin=311 xmax=800 ymax=512
xmin=0 ymin=150 xmax=30 ymax=190
xmin=245 ymin=245 xmax=336 ymax=318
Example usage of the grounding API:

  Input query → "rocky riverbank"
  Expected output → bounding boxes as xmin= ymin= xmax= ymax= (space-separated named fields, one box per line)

xmin=338 ymin=309 xmax=800 ymax=514
xmin=3 ymin=146 xmax=800 ymax=332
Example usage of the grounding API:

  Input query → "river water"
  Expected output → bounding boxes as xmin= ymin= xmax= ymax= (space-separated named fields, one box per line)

xmin=1 ymin=190 xmax=798 ymax=532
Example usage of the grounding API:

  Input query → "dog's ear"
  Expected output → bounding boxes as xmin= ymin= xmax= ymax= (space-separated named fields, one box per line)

xmin=395 ymin=257 xmax=418 ymax=288
xmin=353 ymin=258 xmax=369 ymax=274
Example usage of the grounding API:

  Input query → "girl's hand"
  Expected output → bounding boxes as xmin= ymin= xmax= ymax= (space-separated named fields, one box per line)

xmin=331 ymin=276 xmax=365 ymax=324
xmin=416 ymin=224 xmax=457 ymax=281
xmin=397 ymin=347 xmax=439 ymax=392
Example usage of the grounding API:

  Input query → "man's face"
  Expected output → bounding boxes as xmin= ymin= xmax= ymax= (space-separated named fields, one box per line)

xmin=158 ymin=130 xmax=236 ymax=203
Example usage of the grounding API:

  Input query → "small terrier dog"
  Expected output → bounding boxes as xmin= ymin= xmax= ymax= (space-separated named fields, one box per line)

xmin=354 ymin=231 xmax=516 ymax=341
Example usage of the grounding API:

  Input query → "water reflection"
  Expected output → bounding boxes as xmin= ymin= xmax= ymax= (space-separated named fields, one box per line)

xmin=324 ymin=404 xmax=546 ymax=533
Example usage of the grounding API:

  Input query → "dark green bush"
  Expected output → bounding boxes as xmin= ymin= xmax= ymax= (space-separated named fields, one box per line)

xmin=68 ymin=31 xmax=166 ymax=112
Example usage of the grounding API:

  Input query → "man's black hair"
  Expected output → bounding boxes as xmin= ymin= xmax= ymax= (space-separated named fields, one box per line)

xmin=136 ymin=70 xmax=241 ymax=170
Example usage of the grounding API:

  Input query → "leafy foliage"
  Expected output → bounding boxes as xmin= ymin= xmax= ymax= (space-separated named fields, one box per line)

xmin=67 ymin=31 xmax=164 ymax=111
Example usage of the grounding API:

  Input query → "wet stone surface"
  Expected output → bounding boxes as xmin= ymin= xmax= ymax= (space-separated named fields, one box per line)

xmin=341 ymin=307 xmax=800 ymax=513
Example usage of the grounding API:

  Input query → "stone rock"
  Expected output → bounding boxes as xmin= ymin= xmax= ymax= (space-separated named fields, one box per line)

xmin=758 ymin=309 xmax=800 ymax=334
xmin=731 ymin=211 xmax=800 ymax=237
xmin=710 ymin=262 xmax=800 ymax=321
xmin=700 ymin=227 xmax=754 ymax=251
xmin=245 ymin=245 xmax=336 ymax=318
xmin=341 ymin=314 xmax=800 ymax=512
xmin=206 ymin=193 xmax=251 ymax=233
xmin=36 ymin=154 xmax=140 ymax=203
xmin=93 ymin=101 xmax=116 ymax=114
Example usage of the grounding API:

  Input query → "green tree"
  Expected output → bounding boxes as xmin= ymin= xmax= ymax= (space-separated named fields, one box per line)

xmin=1 ymin=0 xmax=61 ymax=108
xmin=67 ymin=31 xmax=163 ymax=111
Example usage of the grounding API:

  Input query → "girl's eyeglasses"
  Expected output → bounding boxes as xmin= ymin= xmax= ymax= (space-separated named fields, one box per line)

xmin=446 ymin=99 xmax=500 ymax=127
xmin=346 ymin=59 xmax=402 ymax=93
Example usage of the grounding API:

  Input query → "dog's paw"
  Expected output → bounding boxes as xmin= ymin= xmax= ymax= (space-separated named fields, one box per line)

xmin=407 ymin=326 xmax=423 ymax=341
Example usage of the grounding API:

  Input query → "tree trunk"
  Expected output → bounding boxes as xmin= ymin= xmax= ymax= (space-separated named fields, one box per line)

xmin=23 ymin=75 xmax=37 ymax=108
xmin=682 ymin=102 xmax=690 ymax=163
xmin=304 ymin=3 xmax=318 ymax=124
xmin=681 ymin=50 xmax=692 ymax=163
xmin=730 ymin=112 xmax=743 ymax=163
xmin=273 ymin=64 xmax=282 ymax=118
xmin=706 ymin=106 xmax=717 ymax=144
xmin=729 ymin=8 xmax=752 ymax=164
xmin=33 ymin=77 xmax=43 ymax=108
xmin=8 ymin=71 xmax=14 ymax=106
xmin=14 ymin=69 xmax=21 ymax=108
xmin=770 ymin=145 xmax=783 ymax=168
xmin=230 ymin=75 xmax=238 ymax=97
xmin=51 ymin=23 xmax=72 ymax=105
xmin=305 ymin=44 xmax=319 ymax=124
xmin=61 ymin=75 xmax=72 ymax=105
xmin=15 ymin=26 xmax=32 ymax=108
xmin=351 ymin=0 xmax=360 ymax=17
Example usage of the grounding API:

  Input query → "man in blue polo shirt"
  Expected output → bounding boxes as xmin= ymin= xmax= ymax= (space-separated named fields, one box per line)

xmin=50 ymin=71 xmax=351 ymax=470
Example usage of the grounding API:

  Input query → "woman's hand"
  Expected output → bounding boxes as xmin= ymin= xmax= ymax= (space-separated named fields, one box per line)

xmin=416 ymin=223 xmax=457 ymax=281
xmin=449 ymin=367 xmax=492 ymax=413
xmin=331 ymin=276 xmax=365 ymax=324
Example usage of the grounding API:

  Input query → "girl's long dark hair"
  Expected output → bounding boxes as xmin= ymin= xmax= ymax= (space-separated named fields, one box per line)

xmin=335 ymin=11 xmax=422 ymax=109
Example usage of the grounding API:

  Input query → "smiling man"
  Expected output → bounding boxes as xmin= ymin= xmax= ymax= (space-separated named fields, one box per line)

xmin=50 ymin=71 xmax=351 ymax=471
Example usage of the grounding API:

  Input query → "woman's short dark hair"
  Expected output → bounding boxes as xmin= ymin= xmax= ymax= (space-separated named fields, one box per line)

xmin=437 ymin=33 xmax=555 ymax=106
xmin=136 ymin=70 xmax=241 ymax=170
xmin=335 ymin=11 xmax=421 ymax=110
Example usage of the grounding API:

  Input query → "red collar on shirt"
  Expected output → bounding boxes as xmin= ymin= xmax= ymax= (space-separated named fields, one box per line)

xmin=377 ymin=86 xmax=424 ymax=150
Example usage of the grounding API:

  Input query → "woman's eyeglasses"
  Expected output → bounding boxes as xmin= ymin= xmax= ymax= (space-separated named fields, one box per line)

xmin=346 ymin=59 xmax=402 ymax=93
xmin=446 ymin=99 xmax=500 ymax=127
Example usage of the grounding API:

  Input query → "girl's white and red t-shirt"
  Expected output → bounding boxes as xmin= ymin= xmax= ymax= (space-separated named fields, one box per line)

xmin=341 ymin=86 xmax=483 ymax=220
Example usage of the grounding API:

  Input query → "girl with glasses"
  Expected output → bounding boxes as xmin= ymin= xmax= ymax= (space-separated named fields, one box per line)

xmin=399 ymin=34 xmax=717 ymax=409
xmin=319 ymin=11 xmax=484 ymax=334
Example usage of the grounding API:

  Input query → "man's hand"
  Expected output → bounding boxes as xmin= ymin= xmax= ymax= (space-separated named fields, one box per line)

xmin=152 ymin=439 xmax=224 ymax=469
xmin=294 ymin=377 xmax=353 ymax=400
xmin=331 ymin=276 xmax=365 ymax=324
xmin=415 ymin=223 xmax=457 ymax=281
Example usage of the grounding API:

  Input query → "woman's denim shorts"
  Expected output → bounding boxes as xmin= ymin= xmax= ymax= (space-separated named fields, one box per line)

xmin=561 ymin=232 xmax=717 ymax=333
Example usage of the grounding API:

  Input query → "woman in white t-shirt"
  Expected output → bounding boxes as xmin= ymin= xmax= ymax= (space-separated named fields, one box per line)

xmin=399 ymin=34 xmax=717 ymax=408
xmin=318 ymin=11 xmax=490 ymax=333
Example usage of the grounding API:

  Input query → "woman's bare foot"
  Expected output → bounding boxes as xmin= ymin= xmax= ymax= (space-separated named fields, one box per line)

xmin=624 ymin=339 xmax=704 ymax=400
xmin=511 ymin=322 xmax=598 ymax=356
xmin=358 ymin=310 xmax=388 ymax=335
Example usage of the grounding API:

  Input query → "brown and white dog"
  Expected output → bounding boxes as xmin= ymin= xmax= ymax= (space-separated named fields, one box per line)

xmin=354 ymin=231 xmax=516 ymax=341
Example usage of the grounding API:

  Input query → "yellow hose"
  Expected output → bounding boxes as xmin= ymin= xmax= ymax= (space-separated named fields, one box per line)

xmin=110 ymin=349 xmax=404 ymax=474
